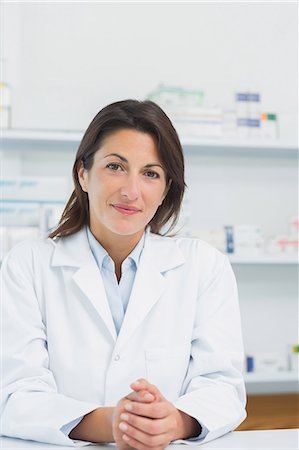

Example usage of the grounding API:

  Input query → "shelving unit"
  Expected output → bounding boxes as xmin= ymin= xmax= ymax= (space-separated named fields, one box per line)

xmin=2 ymin=129 xmax=298 ymax=268
xmin=2 ymin=128 xmax=298 ymax=394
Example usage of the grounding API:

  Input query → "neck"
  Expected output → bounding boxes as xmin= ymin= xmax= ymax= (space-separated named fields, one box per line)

xmin=89 ymin=225 xmax=144 ymax=269
xmin=104 ymin=236 xmax=138 ymax=268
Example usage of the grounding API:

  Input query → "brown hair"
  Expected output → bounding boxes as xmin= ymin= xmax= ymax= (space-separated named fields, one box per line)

xmin=49 ymin=99 xmax=186 ymax=238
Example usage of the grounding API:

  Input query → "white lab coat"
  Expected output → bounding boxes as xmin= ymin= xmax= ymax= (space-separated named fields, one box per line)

xmin=1 ymin=227 xmax=246 ymax=447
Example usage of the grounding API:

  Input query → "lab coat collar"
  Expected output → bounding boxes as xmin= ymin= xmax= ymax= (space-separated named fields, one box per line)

xmin=50 ymin=227 xmax=186 ymax=344
xmin=50 ymin=227 xmax=94 ymax=268
xmin=50 ymin=226 xmax=185 ymax=272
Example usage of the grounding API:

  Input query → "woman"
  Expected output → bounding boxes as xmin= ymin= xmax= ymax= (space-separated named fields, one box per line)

xmin=1 ymin=100 xmax=246 ymax=449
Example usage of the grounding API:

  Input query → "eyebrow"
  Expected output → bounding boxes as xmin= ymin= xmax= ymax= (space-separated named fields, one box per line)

xmin=104 ymin=153 xmax=164 ymax=170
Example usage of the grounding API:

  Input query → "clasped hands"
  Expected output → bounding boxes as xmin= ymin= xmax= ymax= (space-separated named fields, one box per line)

xmin=112 ymin=378 xmax=200 ymax=450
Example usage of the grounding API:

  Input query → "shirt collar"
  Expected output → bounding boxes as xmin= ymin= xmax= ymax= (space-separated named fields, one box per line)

xmin=86 ymin=226 xmax=145 ymax=270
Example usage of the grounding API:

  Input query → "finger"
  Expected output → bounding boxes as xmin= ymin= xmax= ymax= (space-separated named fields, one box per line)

xmin=123 ymin=433 xmax=166 ymax=450
xmin=130 ymin=379 xmax=163 ymax=400
xmin=124 ymin=399 xmax=169 ymax=419
xmin=119 ymin=422 xmax=167 ymax=448
xmin=122 ymin=435 xmax=167 ymax=450
xmin=130 ymin=378 xmax=150 ymax=388
xmin=120 ymin=412 xmax=166 ymax=435
xmin=126 ymin=390 xmax=155 ymax=403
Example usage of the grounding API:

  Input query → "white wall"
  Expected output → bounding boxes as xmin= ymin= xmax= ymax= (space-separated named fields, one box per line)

xmin=2 ymin=1 xmax=298 ymax=139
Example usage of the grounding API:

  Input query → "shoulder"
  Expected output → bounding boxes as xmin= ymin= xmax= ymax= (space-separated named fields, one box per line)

xmin=3 ymin=227 xmax=90 ymax=261
xmin=149 ymin=232 xmax=225 ymax=262
xmin=1 ymin=234 xmax=57 ymax=270
xmin=148 ymin=232 xmax=227 ymax=276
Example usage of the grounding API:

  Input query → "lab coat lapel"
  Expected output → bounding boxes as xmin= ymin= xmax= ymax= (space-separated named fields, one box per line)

xmin=117 ymin=262 xmax=165 ymax=346
xmin=51 ymin=228 xmax=117 ymax=341
xmin=117 ymin=232 xmax=185 ymax=347
xmin=72 ymin=265 xmax=117 ymax=341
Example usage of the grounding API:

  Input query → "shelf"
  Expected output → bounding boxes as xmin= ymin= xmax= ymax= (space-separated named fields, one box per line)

xmin=1 ymin=128 xmax=298 ymax=157
xmin=228 ymin=255 xmax=298 ymax=265
xmin=244 ymin=371 xmax=299 ymax=394
xmin=1 ymin=129 xmax=83 ymax=151
xmin=183 ymin=136 xmax=298 ymax=150
xmin=1 ymin=128 xmax=83 ymax=142
xmin=1 ymin=199 xmax=65 ymax=204
xmin=183 ymin=138 xmax=298 ymax=158
xmin=244 ymin=371 xmax=298 ymax=384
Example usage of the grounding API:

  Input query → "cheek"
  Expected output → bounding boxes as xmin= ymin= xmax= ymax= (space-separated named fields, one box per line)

xmin=145 ymin=186 xmax=166 ymax=208
xmin=88 ymin=176 xmax=110 ymax=197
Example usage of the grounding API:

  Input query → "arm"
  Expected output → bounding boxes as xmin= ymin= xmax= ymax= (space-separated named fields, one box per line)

xmin=173 ymin=255 xmax=247 ymax=443
xmin=1 ymin=243 xmax=101 ymax=446
xmin=68 ymin=407 xmax=114 ymax=442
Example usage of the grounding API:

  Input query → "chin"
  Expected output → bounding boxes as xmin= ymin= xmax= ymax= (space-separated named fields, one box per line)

xmin=110 ymin=223 xmax=145 ymax=237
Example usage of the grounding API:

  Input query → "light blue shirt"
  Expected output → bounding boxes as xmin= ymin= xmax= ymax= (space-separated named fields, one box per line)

xmin=86 ymin=226 xmax=145 ymax=334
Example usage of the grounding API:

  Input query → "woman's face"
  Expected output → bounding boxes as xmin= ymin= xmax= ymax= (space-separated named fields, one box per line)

xmin=78 ymin=128 xmax=168 ymax=244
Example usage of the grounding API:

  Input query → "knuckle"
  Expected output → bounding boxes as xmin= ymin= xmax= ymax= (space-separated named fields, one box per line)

xmin=145 ymin=434 xmax=158 ymax=447
xmin=139 ymin=389 xmax=149 ymax=399
xmin=148 ymin=421 xmax=159 ymax=435
xmin=127 ymin=414 xmax=136 ymax=426
xmin=127 ymin=425 xmax=136 ymax=438
xmin=152 ymin=403 xmax=162 ymax=416
xmin=149 ymin=381 xmax=157 ymax=391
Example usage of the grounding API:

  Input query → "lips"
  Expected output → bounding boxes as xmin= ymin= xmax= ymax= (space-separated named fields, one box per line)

xmin=112 ymin=203 xmax=141 ymax=215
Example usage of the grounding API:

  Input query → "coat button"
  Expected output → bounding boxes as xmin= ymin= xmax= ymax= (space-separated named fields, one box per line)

xmin=114 ymin=354 xmax=120 ymax=361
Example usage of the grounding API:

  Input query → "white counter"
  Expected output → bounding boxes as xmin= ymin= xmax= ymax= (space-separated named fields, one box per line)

xmin=0 ymin=429 xmax=298 ymax=449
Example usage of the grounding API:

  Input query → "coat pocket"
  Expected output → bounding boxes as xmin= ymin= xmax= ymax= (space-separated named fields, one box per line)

xmin=144 ymin=344 xmax=191 ymax=401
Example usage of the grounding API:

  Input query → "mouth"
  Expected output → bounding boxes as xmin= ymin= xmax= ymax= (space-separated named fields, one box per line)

xmin=112 ymin=203 xmax=141 ymax=215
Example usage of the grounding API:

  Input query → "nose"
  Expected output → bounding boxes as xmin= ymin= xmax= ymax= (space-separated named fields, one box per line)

xmin=120 ymin=174 xmax=140 ymax=201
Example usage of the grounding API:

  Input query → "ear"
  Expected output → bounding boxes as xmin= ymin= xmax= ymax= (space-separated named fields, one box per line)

xmin=78 ymin=161 xmax=88 ymax=193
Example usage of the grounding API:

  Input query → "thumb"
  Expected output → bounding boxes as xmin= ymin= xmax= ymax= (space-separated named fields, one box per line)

xmin=130 ymin=379 xmax=164 ymax=401
xmin=126 ymin=389 xmax=155 ymax=403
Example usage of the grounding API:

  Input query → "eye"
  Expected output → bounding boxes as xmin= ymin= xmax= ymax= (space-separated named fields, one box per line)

xmin=144 ymin=170 xmax=160 ymax=179
xmin=106 ymin=163 xmax=123 ymax=171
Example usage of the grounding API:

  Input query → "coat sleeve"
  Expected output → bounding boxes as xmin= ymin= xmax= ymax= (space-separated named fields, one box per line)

xmin=0 ymin=242 xmax=101 ymax=447
xmin=173 ymin=254 xmax=247 ymax=445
